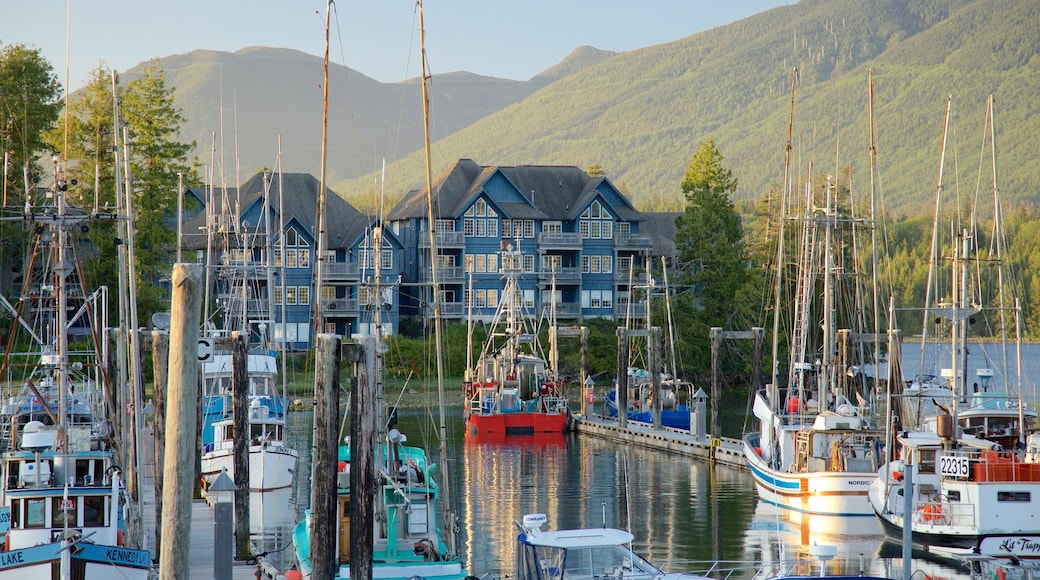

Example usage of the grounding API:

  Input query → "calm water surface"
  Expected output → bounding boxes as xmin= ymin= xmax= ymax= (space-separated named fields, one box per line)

xmin=258 ymin=407 xmax=985 ymax=580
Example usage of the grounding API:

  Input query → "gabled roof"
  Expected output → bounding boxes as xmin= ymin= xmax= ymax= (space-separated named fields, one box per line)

xmin=180 ymin=172 xmax=367 ymax=250
xmin=642 ymin=212 xmax=682 ymax=258
xmin=386 ymin=159 xmax=484 ymax=221
xmin=386 ymin=159 xmax=642 ymax=224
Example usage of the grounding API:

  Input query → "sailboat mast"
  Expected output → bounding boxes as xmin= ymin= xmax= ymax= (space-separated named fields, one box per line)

xmin=769 ymin=69 xmax=796 ymax=408
xmin=418 ymin=3 xmax=456 ymax=556
xmin=313 ymin=0 xmax=331 ymax=337
xmin=54 ymin=159 xmax=70 ymax=452
xmin=662 ymin=257 xmax=678 ymax=381
xmin=418 ymin=0 xmax=448 ymax=461
xmin=918 ymin=97 xmax=952 ymax=388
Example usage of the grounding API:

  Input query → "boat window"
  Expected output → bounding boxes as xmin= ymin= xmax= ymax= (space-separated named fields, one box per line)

xmin=251 ymin=424 xmax=265 ymax=439
xmin=10 ymin=499 xmax=19 ymax=528
xmin=83 ymin=496 xmax=105 ymax=526
xmin=25 ymin=498 xmax=47 ymax=528
xmin=53 ymin=497 xmax=77 ymax=527
xmin=997 ymin=491 xmax=1031 ymax=502
xmin=946 ymin=490 xmax=961 ymax=502
xmin=918 ymin=450 xmax=936 ymax=474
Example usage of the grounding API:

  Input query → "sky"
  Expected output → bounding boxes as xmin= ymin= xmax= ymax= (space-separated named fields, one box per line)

xmin=4 ymin=0 xmax=792 ymax=91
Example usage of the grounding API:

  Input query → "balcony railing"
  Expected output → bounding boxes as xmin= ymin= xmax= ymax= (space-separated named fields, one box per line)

xmin=537 ymin=267 xmax=581 ymax=283
xmin=418 ymin=231 xmax=465 ymax=248
xmin=614 ymin=270 xmax=649 ymax=284
xmin=420 ymin=266 xmax=464 ymax=283
xmin=322 ymin=298 xmax=359 ymax=314
xmin=614 ymin=303 xmax=647 ymax=318
xmin=614 ymin=233 xmax=653 ymax=248
xmin=537 ymin=232 xmax=582 ymax=248
xmin=321 ymin=262 xmax=360 ymax=280
xmin=426 ymin=301 xmax=464 ymax=318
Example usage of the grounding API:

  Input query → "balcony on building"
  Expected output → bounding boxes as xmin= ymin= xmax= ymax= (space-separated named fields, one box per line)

xmin=419 ymin=265 xmax=464 ymax=284
xmin=614 ymin=233 xmax=653 ymax=249
xmin=614 ymin=270 xmax=649 ymax=285
xmin=537 ymin=232 xmax=582 ymax=250
xmin=322 ymin=297 xmax=360 ymax=315
xmin=426 ymin=301 xmax=465 ymax=319
xmin=418 ymin=231 xmax=465 ymax=249
xmin=614 ymin=302 xmax=647 ymax=319
xmin=546 ymin=302 xmax=582 ymax=319
xmin=321 ymin=261 xmax=360 ymax=281
xmin=537 ymin=267 xmax=581 ymax=284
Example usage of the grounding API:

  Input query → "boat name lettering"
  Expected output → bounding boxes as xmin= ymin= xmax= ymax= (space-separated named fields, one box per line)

xmin=998 ymin=538 xmax=1040 ymax=555
xmin=0 ymin=551 xmax=23 ymax=566
xmin=939 ymin=455 xmax=971 ymax=478
xmin=104 ymin=548 xmax=150 ymax=566
xmin=848 ymin=480 xmax=873 ymax=486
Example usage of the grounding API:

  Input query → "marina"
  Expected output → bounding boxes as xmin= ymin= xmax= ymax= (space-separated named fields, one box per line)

xmin=4 ymin=2 xmax=1040 ymax=580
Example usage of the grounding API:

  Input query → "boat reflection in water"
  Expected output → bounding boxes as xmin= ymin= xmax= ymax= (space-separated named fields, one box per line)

xmin=460 ymin=429 xmax=757 ymax=579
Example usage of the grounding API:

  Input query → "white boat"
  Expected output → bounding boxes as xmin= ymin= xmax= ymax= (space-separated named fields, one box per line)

xmin=868 ymin=429 xmax=1040 ymax=559
xmin=0 ymin=159 xmax=151 ymax=578
xmin=743 ymin=78 xmax=889 ymax=520
xmin=869 ymin=96 xmax=1040 ymax=560
xmin=514 ymin=513 xmax=712 ymax=580
xmin=200 ymin=353 xmax=297 ymax=491
xmin=0 ymin=424 xmax=151 ymax=580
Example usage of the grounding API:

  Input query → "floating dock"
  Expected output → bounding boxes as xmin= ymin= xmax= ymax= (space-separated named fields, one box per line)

xmin=572 ymin=413 xmax=747 ymax=469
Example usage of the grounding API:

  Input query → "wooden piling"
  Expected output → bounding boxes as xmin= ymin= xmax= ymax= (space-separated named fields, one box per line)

xmin=312 ymin=333 xmax=341 ymax=580
xmin=231 ymin=331 xmax=250 ymax=560
xmin=351 ymin=336 xmax=375 ymax=580
xmin=159 ymin=264 xmax=203 ymax=580
xmin=651 ymin=326 xmax=662 ymax=430
xmin=151 ymin=330 xmax=169 ymax=556
xmin=616 ymin=327 xmax=628 ymax=429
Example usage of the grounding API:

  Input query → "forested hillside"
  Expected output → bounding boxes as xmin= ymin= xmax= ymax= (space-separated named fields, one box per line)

xmin=359 ymin=0 xmax=1039 ymax=217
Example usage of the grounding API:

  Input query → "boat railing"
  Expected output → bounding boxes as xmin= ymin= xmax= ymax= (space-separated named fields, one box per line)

xmin=910 ymin=496 xmax=974 ymax=527
xmin=941 ymin=448 xmax=1040 ymax=483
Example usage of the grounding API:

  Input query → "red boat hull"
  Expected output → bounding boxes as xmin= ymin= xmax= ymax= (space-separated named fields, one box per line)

xmin=466 ymin=412 xmax=569 ymax=440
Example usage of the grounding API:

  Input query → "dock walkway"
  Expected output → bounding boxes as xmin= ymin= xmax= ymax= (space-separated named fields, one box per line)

xmin=572 ymin=413 xmax=746 ymax=468
xmin=139 ymin=426 xmax=284 ymax=579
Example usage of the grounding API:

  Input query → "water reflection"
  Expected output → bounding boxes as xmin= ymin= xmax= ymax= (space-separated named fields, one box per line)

xmin=264 ymin=408 xmax=995 ymax=580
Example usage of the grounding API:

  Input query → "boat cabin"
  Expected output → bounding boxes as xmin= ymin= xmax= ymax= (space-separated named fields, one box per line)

xmin=516 ymin=514 xmax=665 ymax=580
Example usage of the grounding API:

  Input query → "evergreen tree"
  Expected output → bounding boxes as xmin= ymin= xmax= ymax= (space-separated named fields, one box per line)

xmin=672 ymin=139 xmax=760 ymax=372
xmin=0 ymin=43 xmax=63 ymax=195
xmin=44 ymin=63 xmax=196 ymax=321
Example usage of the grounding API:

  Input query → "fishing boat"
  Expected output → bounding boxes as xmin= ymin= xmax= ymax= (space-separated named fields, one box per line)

xmin=742 ymin=73 xmax=889 ymax=520
xmin=291 ymin=421 xmax=470 ymax=580
xmin=869 ymin=428 xmax=1040 ymax=560
xmin=868 ymin=96 xmax=1040 ymax=560
xmin=192 ymin=172 xmax=298 ymax=492
xmin=199 ymin=350 xmax=297 ymax=492
xmin=293 ymin=4 xmax=470 ymax=578
xmin=463 ymin=244 xmax=569 ymax=440
xmin=603 ymin=260 xmax=693 ymax=430
xmin=0 ymin=159 xmax=152 ymax=578
xmin=604 ymin=369 xmax=693 ymax=430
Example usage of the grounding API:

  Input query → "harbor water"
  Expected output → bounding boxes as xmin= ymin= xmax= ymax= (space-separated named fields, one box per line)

xmin=253 ymin=404 xmax=998 ymax=580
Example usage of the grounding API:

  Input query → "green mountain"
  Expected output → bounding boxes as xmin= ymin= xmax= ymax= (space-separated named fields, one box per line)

xmin=133 ymin=0 xmax=1040 ymax=217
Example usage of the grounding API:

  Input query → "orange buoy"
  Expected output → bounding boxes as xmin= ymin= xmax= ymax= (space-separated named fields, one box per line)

xmin=787 ymin=397 xmax=800 ymax=413
xmin=285 ymin=569 xmax=303 ymax=580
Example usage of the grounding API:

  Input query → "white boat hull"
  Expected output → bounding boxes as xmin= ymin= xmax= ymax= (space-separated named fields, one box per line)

xmin=202 ymin=443 xmax=298 ymax=492
xmin=744 ymin=434 xmax=875 ymax=517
